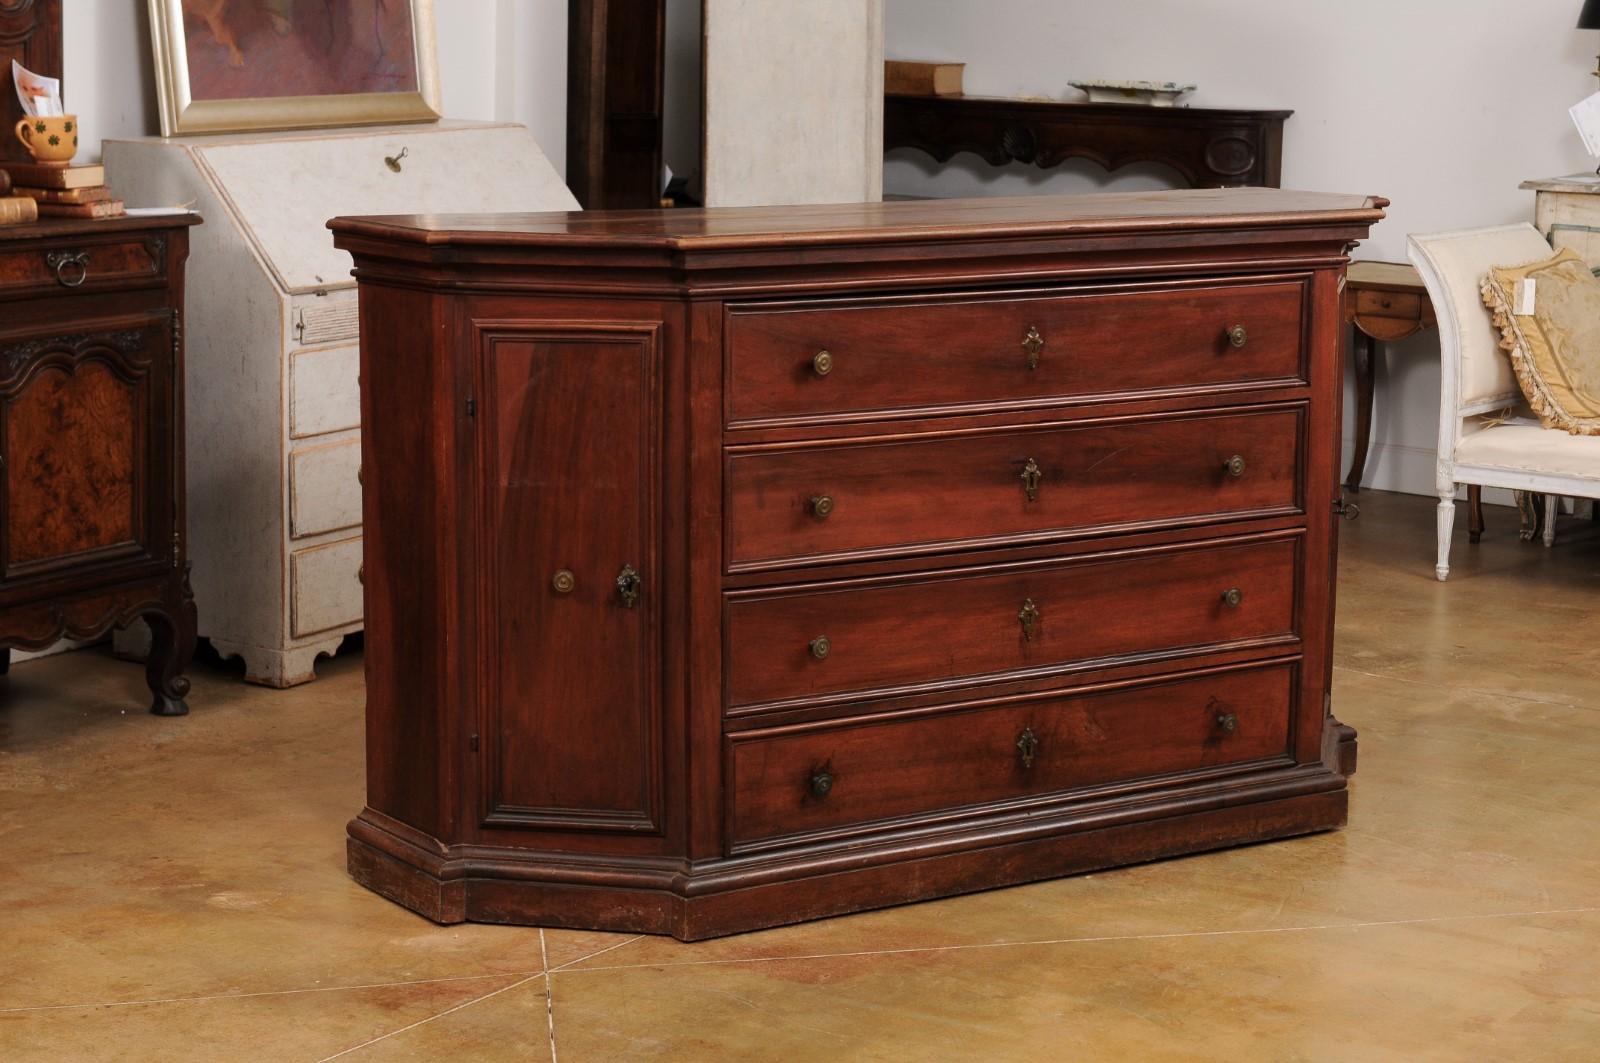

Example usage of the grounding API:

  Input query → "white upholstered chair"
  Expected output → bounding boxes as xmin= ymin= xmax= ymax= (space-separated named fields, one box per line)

xmin=1409 ymin=223 xmax=1600 ymax=581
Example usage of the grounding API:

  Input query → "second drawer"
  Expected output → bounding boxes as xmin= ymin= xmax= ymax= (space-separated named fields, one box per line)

xmin=727 ymin=407 xmax=1302 ymax=570
xmin=725 ymin=535 xmax=1299 ymax=711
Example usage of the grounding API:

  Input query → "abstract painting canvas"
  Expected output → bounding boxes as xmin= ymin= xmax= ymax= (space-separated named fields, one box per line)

xmin=149 ymin=0 xmax=439 ymax=136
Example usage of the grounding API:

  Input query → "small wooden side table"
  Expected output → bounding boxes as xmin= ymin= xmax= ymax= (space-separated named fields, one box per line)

xmin=1343 ymin=261 xmax=1437 ymax=492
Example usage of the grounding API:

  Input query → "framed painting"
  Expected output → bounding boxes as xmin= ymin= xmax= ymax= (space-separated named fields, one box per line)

xmin=148 ymin=0 xmax=440 ymax=136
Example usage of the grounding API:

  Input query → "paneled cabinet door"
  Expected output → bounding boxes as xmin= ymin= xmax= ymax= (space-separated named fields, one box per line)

xmin=0 ymin=315 xmax=175 ymax=581
xmin=474 ymin=323 xmax=664 ymax=834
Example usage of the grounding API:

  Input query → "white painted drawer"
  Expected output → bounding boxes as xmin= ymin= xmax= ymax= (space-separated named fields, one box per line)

xmin=290 ymin=438 xmax=361 ymax=539
xmin=290 ymin=536 xmax=363 ymax=637
xmin=290 ymin=343 xmax=360 ymax=439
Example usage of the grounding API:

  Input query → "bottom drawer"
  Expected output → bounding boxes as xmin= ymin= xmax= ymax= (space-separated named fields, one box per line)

xmin=290 ymin=536 xmax=364 ymax=637
xmin=727 ymin=662 xmax=1294 ymax=849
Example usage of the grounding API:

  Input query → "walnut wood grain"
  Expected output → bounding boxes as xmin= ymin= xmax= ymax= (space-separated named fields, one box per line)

xmin=0 ymin=1 xmax=60 ymax=166
xmin=334 ymin=189 xmax=1381 ymax=939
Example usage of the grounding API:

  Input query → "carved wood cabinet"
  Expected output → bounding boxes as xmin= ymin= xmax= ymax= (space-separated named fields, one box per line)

xmin=333 ymin=190 xmax=1384 ymax=940
xmin=0 ymin=215 xmax=199 ymax=714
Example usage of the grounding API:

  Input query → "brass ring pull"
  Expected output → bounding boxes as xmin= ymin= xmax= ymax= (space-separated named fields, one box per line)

xmin=1221 ymin=587 xmax=1243 ymax=608
xmin=1022 ymin=325 xmax=1044 ymax=370
xmin=810 ymin=770 xmax=835 ymax=797
xmin=1225 ymin=324 xmax=1248 ymax=348
xmin=810 ymin=494 xmax=834 ymax=518
xmin=1016 ymin=726 xmax=1039 ymax=769
xmin=46 ymin=250 xmax=89 ymax=288
xmin=552 ymin=569 xmax=576 ymax=594
xmin=1018 ymin=598 xmax=1040 ymax=642
xmin=616 ymin=564 xmax=641 ymax=607
xmin=811 ymin=349 xmax=834 ymax=377
xmin=1216 ymin=712 xmax=1239 ymax=734
xmin=1223 ymin=455 xmax=1247 ymax=478
xmin=1020 ymin=457 xmax=1042 ymax=502
xmin=809 ymin=635 xmax=831 ymax=660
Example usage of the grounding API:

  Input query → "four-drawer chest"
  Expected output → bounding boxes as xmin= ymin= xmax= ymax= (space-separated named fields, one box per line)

xmin=331 ymin=189 xmax=1384 ymax=940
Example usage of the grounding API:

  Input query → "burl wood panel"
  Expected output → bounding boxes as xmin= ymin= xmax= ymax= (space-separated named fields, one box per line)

xmin=477 ymin=327 xmax=662 ymax=830
xmin=725 ymin=279 xmax=1307 ymax=426
xmin=724 ymin=535 xmax=1299 ymax=711
xmin=727 ymin=406 xmax=1303 ymax=570
xmin=6 ymin=360 xmax=138 ymax=566
xmin=0 ymin=238 xmax=164 ymax=295
xmin=727 ymin=662 xmax=1295 ymax=847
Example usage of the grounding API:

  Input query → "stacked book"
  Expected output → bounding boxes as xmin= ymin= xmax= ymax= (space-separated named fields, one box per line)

xmin=0 ymin=162 xmax=124 ymax=220
xmin=0 ymin=169 xmax=37 ymax=225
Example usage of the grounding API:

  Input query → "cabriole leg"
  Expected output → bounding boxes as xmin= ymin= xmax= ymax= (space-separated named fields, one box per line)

xmin=143 ymin=584 xmax=198 ymax=716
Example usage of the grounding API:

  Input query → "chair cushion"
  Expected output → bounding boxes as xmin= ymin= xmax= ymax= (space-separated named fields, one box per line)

xmin=1482 ymin=247 xmax=1600 ymax=435
xmin=1455 ymin=422 xmax=1600 ymax=480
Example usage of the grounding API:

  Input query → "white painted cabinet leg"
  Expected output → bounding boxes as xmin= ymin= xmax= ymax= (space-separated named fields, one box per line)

xmin=1543 ymin=494 xmax=1559 ymax=547
xmin=1436 ymin=493 xmax=1456 ymax=582
xmin=210 ymin=636 xmax=347 ymax=688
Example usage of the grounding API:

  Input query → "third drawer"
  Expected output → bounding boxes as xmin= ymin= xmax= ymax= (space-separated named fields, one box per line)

xmin=727 ymin=406 xmax=1302 ymax=570
xmin=725 ymin=534 xmax=1299 ymax=712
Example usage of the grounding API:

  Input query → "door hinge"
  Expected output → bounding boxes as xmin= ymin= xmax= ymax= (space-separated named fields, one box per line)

xmin=469 ymin=733 xmax=479 ymax=752
xmin=465 ymin=397 xmax=476 ymax=417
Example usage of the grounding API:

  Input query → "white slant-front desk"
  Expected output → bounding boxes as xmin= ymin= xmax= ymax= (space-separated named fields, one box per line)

xmin=107 ymin=121 xmax=577 ymax=686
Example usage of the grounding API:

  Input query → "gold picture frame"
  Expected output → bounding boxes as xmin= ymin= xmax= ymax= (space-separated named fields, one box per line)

xmin=147 ymin=0 xmax=441 ymax=136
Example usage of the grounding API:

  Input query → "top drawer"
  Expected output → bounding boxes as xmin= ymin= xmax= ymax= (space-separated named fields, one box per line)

xmin=0 ymin=235 xmax=167 ymax=298
xmin=725 ymin=278 xmax=1307 ymax=426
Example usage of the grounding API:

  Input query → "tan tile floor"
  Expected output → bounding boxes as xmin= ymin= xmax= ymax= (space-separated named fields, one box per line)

xmin=2 ymin=490 xmax=1599 ymax=1061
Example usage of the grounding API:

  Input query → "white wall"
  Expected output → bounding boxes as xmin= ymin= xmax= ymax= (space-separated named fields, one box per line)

xmin=62 ymin=1 xmax=568 ymax=175
xmin=886 ymin=0 xmax=1598 ymax=498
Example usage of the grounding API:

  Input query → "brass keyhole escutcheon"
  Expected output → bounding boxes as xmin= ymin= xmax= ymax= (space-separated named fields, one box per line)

xmin=1223 ymin=454 xmax=1247 ymax=478
xmin=1016 ymin=727 xmax=1039 ymax=769
xmin=1221 ymin=587 xmax=1243 ymax=608
xmin=1022 ymin=325 xmax=1044 ymax=370
xmin=616 ymin=564 xmax=641 ymax=607
xmin=809 ymin=635 xmax=832 ymax=660
xmin=810 ymin=495 xmax=835 ymax=518
xmin=810 ymin=770 xmax=835 ymax=797
xmin=1216 ymin=712 xmax=1239 ymax=734
xmin=1020 ymin=457 xmax=1042 ymax=502
xmin=552 ymin=569 xmax=576 ymax=594
xmin=1225 ymin=324 xmax=1248 ymax=349
xmin=812 ymin=349 xmax=834 ymax=377
xmin=1018 ymin=598 xmax=1040 ymax=642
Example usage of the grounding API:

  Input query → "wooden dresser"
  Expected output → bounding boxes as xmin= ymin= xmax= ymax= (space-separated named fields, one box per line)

xmin=332 ymin=189 xmax=1384 ymax=940
xmin=0 ymin=215 xmax=199 ymax=714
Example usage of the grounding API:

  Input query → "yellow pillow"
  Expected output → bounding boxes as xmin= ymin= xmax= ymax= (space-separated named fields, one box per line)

xmin=1481 ymin=247 xmax=1600 ymax=435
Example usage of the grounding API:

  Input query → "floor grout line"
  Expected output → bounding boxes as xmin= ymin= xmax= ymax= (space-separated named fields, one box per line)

xmin=540 ymin=930 xmax=558 ymax=1063
xmin=549 ymin=934 xmax=645 ymax=974
xmin=555 ymin=904 xmax=1600 ymax=977
xmin=0 ymin=969 xmax=542 ymax=1017
xmin=315 ymin=973 xmax=545 ymax=1063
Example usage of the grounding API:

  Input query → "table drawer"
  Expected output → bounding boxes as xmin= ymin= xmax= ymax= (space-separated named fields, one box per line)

xmin=1353 ymin=289 xmax=1423 ymax=320
xmin=726 ymin=279 xmax=1306 ymax=425
xmin=726 ymin=536 xmax=1298 ymax=711
xmin=727 ymin=662 xmax=1294 ymax=848
xmin=728 ymin=407 xmax=1301 ymax=570
xmin=0 ymin=236 xmax=166 ymax=297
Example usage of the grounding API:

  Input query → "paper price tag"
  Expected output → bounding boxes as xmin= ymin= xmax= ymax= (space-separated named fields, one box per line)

xmin=1517 ymin=278 xmax=1537 ymax=316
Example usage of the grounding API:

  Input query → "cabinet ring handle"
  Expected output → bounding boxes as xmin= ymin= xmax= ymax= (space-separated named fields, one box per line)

xmin=46 ymin=250 xmax=89 ymax=288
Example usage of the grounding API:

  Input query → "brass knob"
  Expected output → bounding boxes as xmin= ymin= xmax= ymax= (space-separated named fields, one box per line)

xmin=1221 ymin=587 xmax=1243 ymax=608
xmin=809 ymin=635 xmax=832 ymax=660
xmin=552 ymin=569 xmax=576 ymax=594
xmin=1022 ymin=325 xmax=1044 ymax=370
xmin=616 ymin=564 xmax=641 ymax=607
xmin=357 ymin=464 xmax=364 ymax=485
xmin=1016 ymin=726 xmax=1039 ymax=769
xmin=1020 ymin=457 xmax=1042 ymax=502
xmin=1225 ymin=324 xmax=1248 ymax=348
xmin=1216 ymin=712 xmax=1239 ymax=734
xmin=812 ymin=349 xmax=834 ymax=376
xmin=1018 ymin=598 xmax=1040 ymax=642
xmin=810 ymin=494 xmax=835 ymax=518
xmin=357 ymin=563 xmax=364 ymax=585
xmin=810 ymin=770 xmax=835 ymax=797
xmin=1223 ymin=455 xmax=1247 ymax=478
